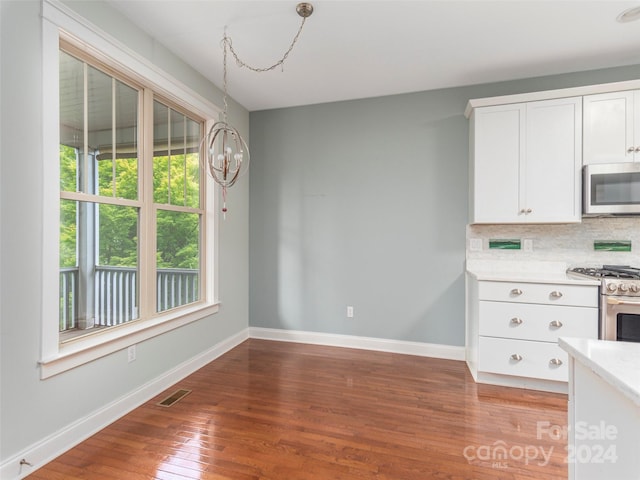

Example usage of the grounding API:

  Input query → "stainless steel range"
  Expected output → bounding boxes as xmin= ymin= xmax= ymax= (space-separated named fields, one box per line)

xmin=567 ymin=265 xmax=640 ymax=342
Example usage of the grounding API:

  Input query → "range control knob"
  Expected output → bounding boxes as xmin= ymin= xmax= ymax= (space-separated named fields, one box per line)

xmin=606 ymin=283 xmax=618 ymax=293
xmin=619 ymin=284 xmax=629 ymax=293
xmin=630 ymin=284 xmax=639 ymax=294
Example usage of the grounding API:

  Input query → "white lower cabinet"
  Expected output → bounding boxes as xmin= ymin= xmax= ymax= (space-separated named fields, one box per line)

xmin=562 ymin=341 xmax=640 ymax=480
xmin=466 ymin=275 xmax=599 ymax=392
xmin=479 ymin=302 xmax=598 ymax=342
xmin=479 ymin=337 xmax=569 ymax=382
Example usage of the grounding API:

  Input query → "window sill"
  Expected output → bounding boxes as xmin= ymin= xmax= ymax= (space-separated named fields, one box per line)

xmin=39 ymin=302 xmax=220 ymax=379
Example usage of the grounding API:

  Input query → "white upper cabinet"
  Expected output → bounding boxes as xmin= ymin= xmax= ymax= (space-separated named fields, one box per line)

xmin=583 ymin=90 xmax=640 ymax=164
xmin=470 ymin=97 xmax=582 ymax=224
xmin=470 ymin=103 xmax=522 ymax=224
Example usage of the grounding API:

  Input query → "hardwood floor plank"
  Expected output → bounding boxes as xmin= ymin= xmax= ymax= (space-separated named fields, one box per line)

xmin=27 ymin=339 xmax=568 ymax=479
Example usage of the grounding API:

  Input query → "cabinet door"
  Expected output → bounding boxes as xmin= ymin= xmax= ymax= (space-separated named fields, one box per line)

xmin=583 ymin=91 xmax=635 ymax=164
xmin=471 ymin=104 xmax=523 ymax=223
xmin=524 ymin=97 xmax=582 ymax=223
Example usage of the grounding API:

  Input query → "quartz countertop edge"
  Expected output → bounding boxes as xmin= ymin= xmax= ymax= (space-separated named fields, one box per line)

xmin=559 ymin=337 xmax=640 ymax=407
xmin=466 ymin=269 xmax=601 ymax=285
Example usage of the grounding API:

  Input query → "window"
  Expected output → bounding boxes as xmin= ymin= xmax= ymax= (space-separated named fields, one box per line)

xmin=58 ymin=43 xmax=210 ymax=341
xmin=41 ymin=3 xmax=220 ymax=377
xmin=59 ymin=48 xmax=143 ymax=337
xmin=60 ymin=45 xmax=204 ymax=340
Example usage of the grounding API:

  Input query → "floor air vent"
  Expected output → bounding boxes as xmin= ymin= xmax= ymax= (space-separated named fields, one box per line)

xmin=157 ymin=389 xmax=191 ymax=407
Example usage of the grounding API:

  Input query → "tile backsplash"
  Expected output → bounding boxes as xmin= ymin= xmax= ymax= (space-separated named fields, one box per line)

xmin=467 ymin=217 xmax=640 ymax=266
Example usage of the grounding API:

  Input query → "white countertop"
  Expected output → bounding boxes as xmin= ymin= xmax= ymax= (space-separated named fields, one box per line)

xmin=466 ymin=260 xmax=601 ymax=286
xmin=559 ymin=337 xmax=640 ymax=407
xmin=468 ymin=269 xmax=602 ymax=285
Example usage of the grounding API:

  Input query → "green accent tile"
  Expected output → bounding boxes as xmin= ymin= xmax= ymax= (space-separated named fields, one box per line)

xmin=489 ymin=239 xmax=521 ymax=250
xmin=594 ymin=240 xmax=632 ymax=252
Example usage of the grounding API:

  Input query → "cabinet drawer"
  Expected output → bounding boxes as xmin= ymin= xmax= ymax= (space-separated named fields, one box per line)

xmin=479 ymin=301 xmax=598 ymax=342
xmin=479 ymin=337 xmax=568 ymax=382
xmin=478 ymin=281 xmax=598 ymax=307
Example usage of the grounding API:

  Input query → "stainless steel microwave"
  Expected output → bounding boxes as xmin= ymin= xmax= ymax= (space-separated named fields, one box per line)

xmin=583 ymin=162 xmax=640 ymax=215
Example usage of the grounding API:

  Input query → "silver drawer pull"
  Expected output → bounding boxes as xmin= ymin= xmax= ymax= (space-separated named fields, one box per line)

xmin=510 ymin=288 xmax=523 ymax=296
xmin=550 ymin=290 xmax=563 ymax=298
xmin=549 ymin=358 xmax=563 ymax=366
xmin=549 ymin=320 xmax=563 ymax=328
xmin=510 ymin=354 xmax=523 ymax=362
xmin=510 ymin=317 xmax=523 ymax=325
xmin=628 ymin=146 xmax=636 ymax=153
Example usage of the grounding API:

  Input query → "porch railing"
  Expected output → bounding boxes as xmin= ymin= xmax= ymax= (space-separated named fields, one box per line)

xmin=59 ymin=266 xmax=199 ymax=332
xmin=156 ymin=268 xmax=200 ymax=313
xmin=95 ymin=266 xmax=138 ymax=327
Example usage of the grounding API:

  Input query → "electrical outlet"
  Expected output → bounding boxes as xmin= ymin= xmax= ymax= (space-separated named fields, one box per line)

xmin=127 ymin=345 xmax=136 ymax=363
xmin=469 ymin=238 xmax=482 ymax=251
xmin=346 ymin=306 xmax=354 ymax=318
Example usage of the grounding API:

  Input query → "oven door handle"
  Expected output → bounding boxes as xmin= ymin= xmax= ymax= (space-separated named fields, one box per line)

xmin=606 ymin=297 xmax=640 ymax=307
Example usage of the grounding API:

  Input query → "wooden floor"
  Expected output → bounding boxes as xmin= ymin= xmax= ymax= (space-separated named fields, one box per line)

xmin=28 ymin=339 xmax=569 ymax=480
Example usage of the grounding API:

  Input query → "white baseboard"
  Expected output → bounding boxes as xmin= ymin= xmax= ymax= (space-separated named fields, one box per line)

xmin=249 ymin=327 xmax=466 ymax=361
xmin=2 ymin=328 xmax=249 ymax=480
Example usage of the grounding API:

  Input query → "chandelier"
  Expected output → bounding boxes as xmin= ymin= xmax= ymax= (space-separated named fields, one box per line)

xmin=204 ymin=2 xmax=314 ymax=217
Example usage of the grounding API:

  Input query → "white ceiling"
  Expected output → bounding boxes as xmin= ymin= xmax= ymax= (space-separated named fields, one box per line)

xmin=105 ymin=0 xmax=640 ymax=112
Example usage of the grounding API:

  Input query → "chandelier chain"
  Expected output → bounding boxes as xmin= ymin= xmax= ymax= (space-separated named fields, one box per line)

xmin=220 ymin=15 xmax=307 ymax=122
xmin=222 ymin=31 xmax=229 ymax=123
xmin=210 ymin=4 xmax=312 ymax=216
xmin=223 ymin=16 xmax=308 ymax=74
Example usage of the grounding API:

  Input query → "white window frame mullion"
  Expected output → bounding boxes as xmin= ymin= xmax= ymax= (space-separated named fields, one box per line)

xmin=60 ymin=191 xmax=141 ymax=209
xmin=139 ymin=87 xmax=156 ymax=321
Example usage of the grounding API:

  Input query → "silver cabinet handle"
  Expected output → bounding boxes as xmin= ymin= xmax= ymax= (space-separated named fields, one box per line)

xmin=550 ymin=291 xmax=563 ymax=298
xmin=628 ymin=146 xmax=635 ymax=153
xmin=549 ymin=358 xmax=563 ymax=366
xmin=510 ymin=288 xmax=523 ymax=296
xmin=635 ymin=146 xmax=640 ymax=153
xmin=520 ymin=208 xmax=532 ymax=214
xmin=549 ymin=320 xmax=563 ymax=328
xmin=510 ymin=317 xmax=523 ymax=325
xmin=510 ymin=354 xmax=523 ymax=361
xmin=526 ymin=208 xmax=532 ymax=214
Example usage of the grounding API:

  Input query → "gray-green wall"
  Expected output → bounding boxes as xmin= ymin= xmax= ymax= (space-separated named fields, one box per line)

xmin=249 ymin=64 xmax=640 ymax=346
xmin=0 ymin=0 xmax=249 ymax=465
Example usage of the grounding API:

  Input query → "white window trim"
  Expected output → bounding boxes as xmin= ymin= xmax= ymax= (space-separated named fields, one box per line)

xmin=40 ymin=0 xmax=221 ymax=379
